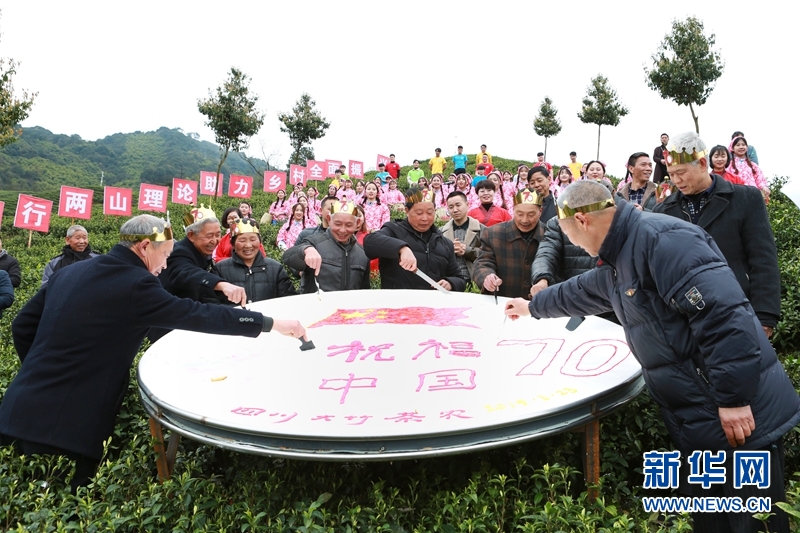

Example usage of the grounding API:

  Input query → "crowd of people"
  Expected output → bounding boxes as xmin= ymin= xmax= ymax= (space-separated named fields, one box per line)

xmin=0 ymin=132 xmax=778 ymax=345
xmin=0 ymin=131 xmax=779 ymax=342
xmin=0 ymin=130 xmax=795 ymax=532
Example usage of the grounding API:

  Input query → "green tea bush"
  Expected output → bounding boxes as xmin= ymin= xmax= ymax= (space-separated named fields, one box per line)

xmin=768 ymin=177 xmax=800 ymax=353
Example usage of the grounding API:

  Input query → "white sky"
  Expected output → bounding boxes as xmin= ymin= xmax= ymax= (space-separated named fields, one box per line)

xmin=3 ymin=1 xmax=797 ymax=186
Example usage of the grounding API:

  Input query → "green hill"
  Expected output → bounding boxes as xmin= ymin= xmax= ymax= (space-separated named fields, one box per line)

xmin=0 ymin=126 xmax=270 ymax=191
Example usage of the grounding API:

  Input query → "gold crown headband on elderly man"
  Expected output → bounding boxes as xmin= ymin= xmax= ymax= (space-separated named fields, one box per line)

xmin=181 ymin=204 xmax=217 ymax=228
xmin=513 ymin=189 xmax=543 ymax=206
xmin=404 ymin=188 xmax=435 ymax=204
xmin=666 ymin=146 xmax=707 ymax=165
xmin=120 ymin=213 xmax=174 ymax=242
xmin=329 ymin=200 xmax=359 ymax=215
xmin=557 ymin=198 xmax=616 ymax=219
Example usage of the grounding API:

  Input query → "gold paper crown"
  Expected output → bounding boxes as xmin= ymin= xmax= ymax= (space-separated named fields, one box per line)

xmin=182 ymin=204 xmax=217 ymax=227
xmin=666 ymin=147 xmax=707 ymax=166
xmin=120 ymin=214 xmax=174 ymax=242
xmin=232 ymin=218 xmax=260 ymax=236
xmin=330 ymin=200 xmax=358 ymax=215
xmin=557 ymin=198 xmax=616 ymax=219
xmin=405 ymin=188 xmax=435 ymax=204
xmin=513 ymin=189 xmax=543 ymax=206
xmin=656 ymin=181 xmax=678 ymax=200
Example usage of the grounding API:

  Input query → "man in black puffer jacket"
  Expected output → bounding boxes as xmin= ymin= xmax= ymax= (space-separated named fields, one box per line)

xmin=506 ymin=180 xmax=800 ymax=533
xmin=283 ymin=200 xmax=370 ymax=294
xmin=530 ymin=216 xmax=596 ymax=295
xmin=215 ymin=218 xmax=296 ymax=303
xmin=364 ymin=188 xmax=466 ymax=292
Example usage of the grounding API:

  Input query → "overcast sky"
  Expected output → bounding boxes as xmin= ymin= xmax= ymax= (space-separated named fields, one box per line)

xmin=3 ymin=1 xmax=796 ymax=189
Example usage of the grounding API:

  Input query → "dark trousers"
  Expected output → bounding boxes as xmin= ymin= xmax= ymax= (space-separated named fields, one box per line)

xmin=680 ymin=439 xmax=789 ymax=533
xmin=1 ymin=435 xmax=99 ymax=491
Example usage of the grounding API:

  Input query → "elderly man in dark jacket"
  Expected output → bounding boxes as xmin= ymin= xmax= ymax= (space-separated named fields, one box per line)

xmin=506 ymin=181 xmax=800 ymax=533
xmin=283 ymin=200 xmax=370 ymax=293
xmin=0 ymin=215 xmax=305 ymax=490
xmin=41 ymin=225 xmax=101 ymax=287
xmin=159 ymin=209 xmax=246 ymax=306
xmin=0 ymin=270 xmax=13 ymax=317
xmin=214 ymin=218 xmax=295 ymax=303
xmin=151 ymin=209 xmax=251 ymax=342
xmin=0 ymin=236 xmax=21 ymax=288
xmin=364 ymin=188 xmax=466 ymax=292
xmin=473 ymin=189 xmax=545 ymax=298
xmin=654 ymin=131 xmax=780 ymax=338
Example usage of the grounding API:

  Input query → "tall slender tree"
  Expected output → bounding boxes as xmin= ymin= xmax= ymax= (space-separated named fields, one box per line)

xmin=197 ymin=67 xmax=265 ymax=196
xmin=0 ymin=10 xmax=37 ymax=148
xmin=645 ymin=17 xmax=724 ymax=134
xmin=278 ymin=93 xmax=330 ymax=166
xmin=577 ymin=75 xmax=628 ymax=160
xmin=533 ymin=97 xmax=561 ymax=161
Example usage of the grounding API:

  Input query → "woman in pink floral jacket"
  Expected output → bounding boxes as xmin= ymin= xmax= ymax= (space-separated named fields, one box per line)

xmin=360 ymin=182 xmax=390 ymax=232
xmin=453 ymin=174 xmax=480 ymax=209
xmin=268 ymin=190 xmax=291 ymax=225
xmin=276 ymin=204 xmax=307 ymax=250
xmin=728 ymin=136 xmax=768 ymax=200
xmin=383 ymin=179 xmax=405 ymax=205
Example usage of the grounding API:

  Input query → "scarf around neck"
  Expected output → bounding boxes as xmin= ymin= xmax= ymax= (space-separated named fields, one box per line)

xmin=54 ymin=244 xmax=94 ymax=272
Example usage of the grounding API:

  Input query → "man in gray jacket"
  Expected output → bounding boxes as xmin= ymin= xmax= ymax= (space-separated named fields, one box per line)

xmin=283 ymin=200 xmax=370 ymax=294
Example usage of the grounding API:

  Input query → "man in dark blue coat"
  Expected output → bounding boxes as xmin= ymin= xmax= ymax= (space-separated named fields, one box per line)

xmin=0 ymin=215 xmax=306 ymax=490
xmin=505 ymin=180 xmax=800 ymax=533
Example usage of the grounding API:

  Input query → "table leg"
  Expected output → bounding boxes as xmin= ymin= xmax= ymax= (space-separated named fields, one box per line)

xmin=148 ymin=416 xmax=180 ymax=482
xmin=583 ymin=419 xmax=600 ymax=502
xmin=166 ymin=430 xmax=180 ymax=475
